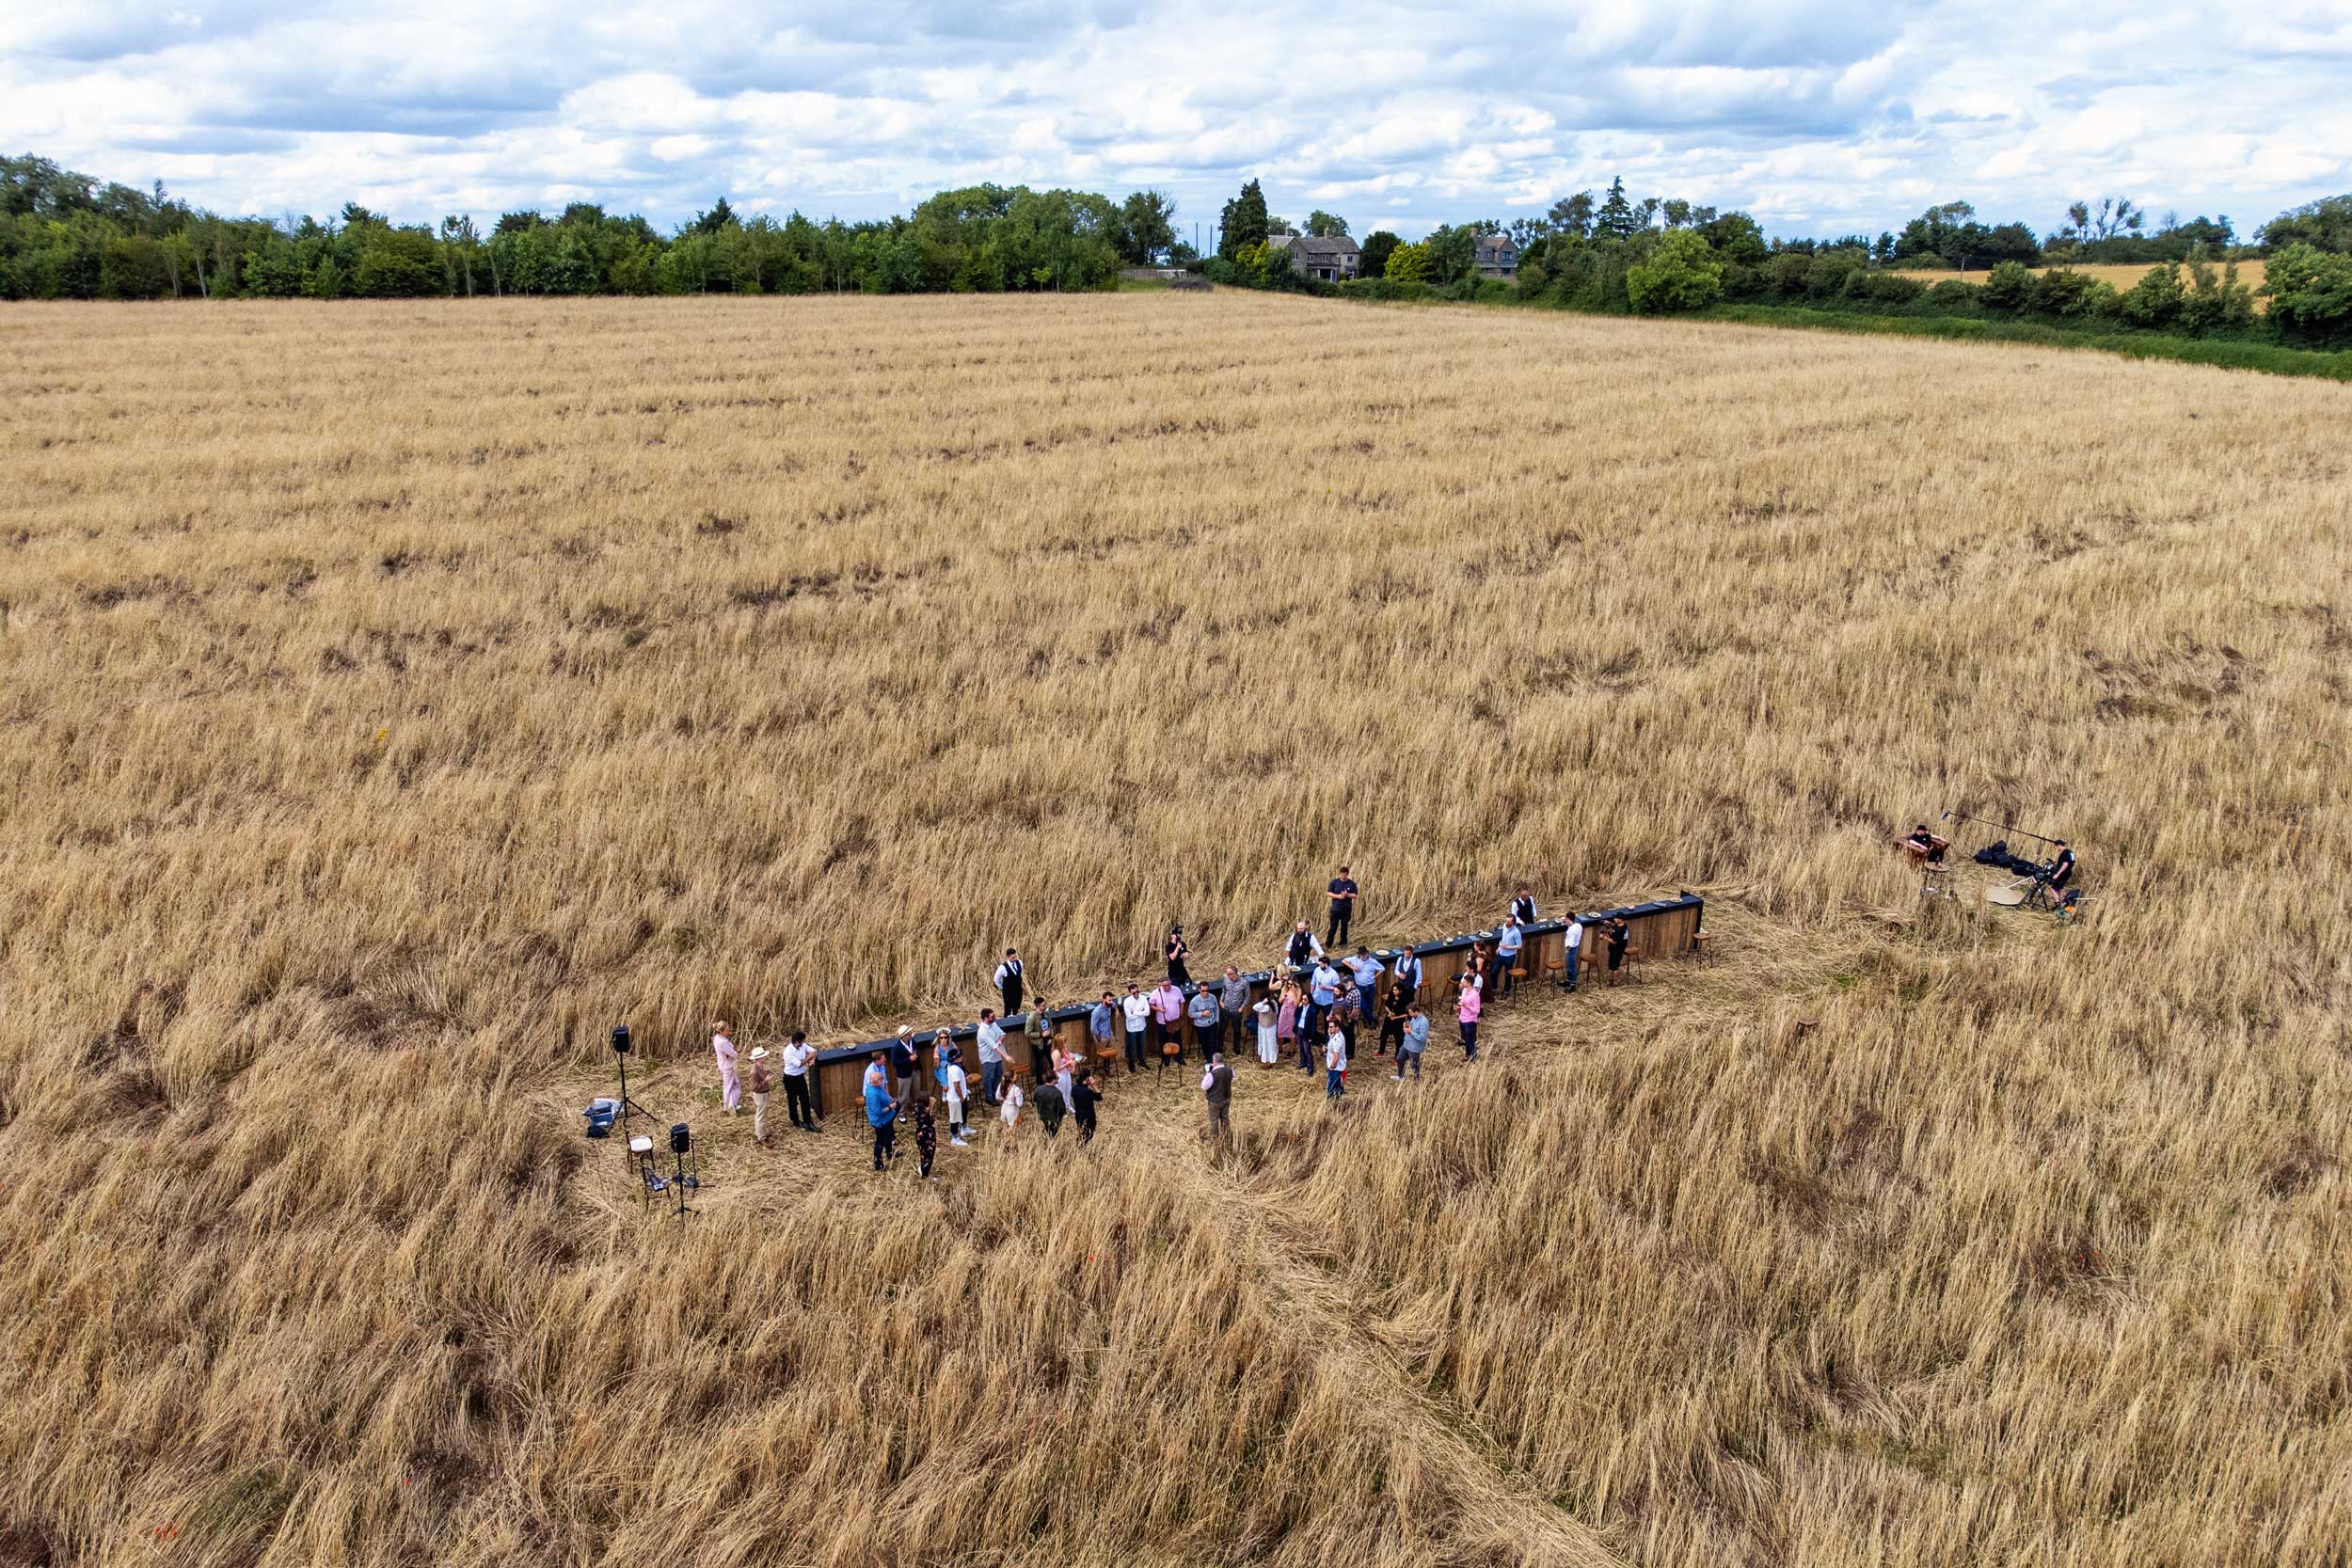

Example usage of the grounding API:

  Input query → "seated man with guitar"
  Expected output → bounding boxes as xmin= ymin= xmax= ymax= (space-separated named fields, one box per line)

xmin=1895 ymin=822 xmax=1950 ymax=865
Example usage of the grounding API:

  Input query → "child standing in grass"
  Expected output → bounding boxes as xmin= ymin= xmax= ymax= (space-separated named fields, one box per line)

xmin=998 ymin=1074 xmax=1025 ymax=1136
xmin=1033 ymin=1075 xmax=1066 ymax=1139
xmin=938 ymin=1044 xmax=971 ymax=1148
xmin=911 ymin=1095 xmax=937 ymax=1181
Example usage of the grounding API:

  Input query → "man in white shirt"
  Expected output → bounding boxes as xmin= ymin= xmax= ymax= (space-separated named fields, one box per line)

xmin=976 ymin=1008 xmax=1009 ymax=1105
xmin=993 ymin=949 xmax=1025 ymax=1017
xmin=781 ymin=1030 xmax=818 ymax=1133
xmin=1119 ymin=984 xmax=1152 ymax=1074
xmin=1324 ymin=1025 xmax=1348 ymax=1101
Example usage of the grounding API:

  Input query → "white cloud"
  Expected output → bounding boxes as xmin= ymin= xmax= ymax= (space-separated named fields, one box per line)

xmin=0 ymin=0 xmax=2345 ymax=241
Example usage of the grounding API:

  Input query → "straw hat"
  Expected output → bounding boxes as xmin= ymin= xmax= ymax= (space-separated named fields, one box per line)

xmin=897 ymin=1025 xmax=914 ymax=1038
xmin=750 ymin=1046 xmax=769 ymax=1060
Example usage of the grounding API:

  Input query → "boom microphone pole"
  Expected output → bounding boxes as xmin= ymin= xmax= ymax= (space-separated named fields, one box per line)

xmin=1942 ymin=810 xmax=2063 ymax=847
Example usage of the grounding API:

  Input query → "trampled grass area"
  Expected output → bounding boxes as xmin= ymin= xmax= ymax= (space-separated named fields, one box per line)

xmin=3 ymin=293 xmax=2348 ymax=1567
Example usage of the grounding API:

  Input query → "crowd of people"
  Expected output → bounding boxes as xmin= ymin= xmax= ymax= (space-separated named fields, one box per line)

xmin=712 ymin=869 xmax=1644 ymax=1175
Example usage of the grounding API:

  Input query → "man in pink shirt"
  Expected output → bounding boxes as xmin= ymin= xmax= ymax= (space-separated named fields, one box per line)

xmin=1455 ymin=983 xmax=1482 ymax=1061
xmin=1149 ymin=979 xmax=1186 ymax=1069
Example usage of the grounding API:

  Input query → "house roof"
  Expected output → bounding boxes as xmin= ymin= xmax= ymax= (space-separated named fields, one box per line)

xmin=1474 ymin=233 xmax=1518 ymax=259
xmin=1282 ymin=233 xmax=1360 ymax=257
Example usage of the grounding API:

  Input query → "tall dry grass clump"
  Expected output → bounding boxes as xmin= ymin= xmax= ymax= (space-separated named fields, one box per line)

xmin=1 ymin=293 xmax=2347 ymax=1566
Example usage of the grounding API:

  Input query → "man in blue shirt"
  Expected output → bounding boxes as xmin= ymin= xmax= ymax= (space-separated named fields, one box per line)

xmin=1392 ymin=1006 xmax=1429 ymax=1080
xmin=1186 ymin=986 xmax=1222 ymax=1060
xmin=1344 ymin=946 xmax=1384 ymax=1032
xmin=1495 ymin=918 xmax=1525 ymax=997
xmin=863 ymin=1055 xmax=898 ymax=1171
xmin=1089 ymin=992 xmax=1116 ymax=1058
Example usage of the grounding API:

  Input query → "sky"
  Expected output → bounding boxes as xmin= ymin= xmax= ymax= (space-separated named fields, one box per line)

xmin=5 ymin=1 xmax=2349 ymax=242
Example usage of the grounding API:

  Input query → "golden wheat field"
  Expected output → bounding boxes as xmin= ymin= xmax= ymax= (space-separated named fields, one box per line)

xmin=1947 ymin=259 xmax=2270 ymax=305
xmin=4 ymin=292 xmax=2349 ymax=1568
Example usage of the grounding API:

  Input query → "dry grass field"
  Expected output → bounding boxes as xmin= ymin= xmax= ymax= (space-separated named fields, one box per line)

xmin=1946 ymin=258 xmax=2270 ymax=305
xmin=3 ymin=292 xmax=2349 ymax=1568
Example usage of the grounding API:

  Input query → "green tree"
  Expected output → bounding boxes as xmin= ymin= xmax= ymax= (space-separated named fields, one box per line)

xmin=2264 ymin=242 xmax=2352 ymax=345
xmin=1594 ymin=177 xmax=1639 ymax=240
xmin=2177 ymin=250 xmax=2255 ymax=334
xmin=1979 ymin=260 xmax=2034 ymax=311
xmin=1358 ymin=230 xmax=1401 ymax=279
xmin=352 ymin=226 xmax=439 ymax=295
xmin=437 ymin=214 xmax=481 ymax=296
xmin=1114 ymin=189 xmax=1176 ymax=264
xmin=1420 ymin=225 xmax=1477 ymax=285
xmin=692 ymin=198 xmax=737 ymax=236
xmin=1547 ymin=191 xmax=1595 ymax=239
xmin=1217 ymin=179 xmax=1268 ymax=259
xmin=1383 ymin=241 xmax=1430 ymax=284
xmin=1304 ymin=210 xmax=1349 ymax=238
xmin=1697 ymin=212 xmax=1768 ymax=266
xmin=1625 ymin=230 xmax=1724 ymax=313
xmin=2257 ymin=196 xmax=2352 ymax=254
xmin=2116 ymin=262 xmax=2184 ymax=329
xmin=2027 ymin=268 xmax=2113 ymax=318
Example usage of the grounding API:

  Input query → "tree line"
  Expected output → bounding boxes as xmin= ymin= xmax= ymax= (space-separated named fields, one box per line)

xmin=0 ymin=155 xmax=1182 ymax=301
xmin=5 ymin=150 xmax=2347 ymax=347
xmin=1205 ymin=177 xmax=2352 ymax=351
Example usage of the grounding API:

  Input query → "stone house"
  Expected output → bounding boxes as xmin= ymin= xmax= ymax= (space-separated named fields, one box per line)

xmin=1473 ymin=233 xmax=1519 ymax=278
xmin=1269 ymin=232 xmax=1362 ymax=281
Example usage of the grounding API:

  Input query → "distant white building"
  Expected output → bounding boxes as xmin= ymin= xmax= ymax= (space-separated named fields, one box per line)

xmin=1268 ymin=233 xmax=1362 ymax=282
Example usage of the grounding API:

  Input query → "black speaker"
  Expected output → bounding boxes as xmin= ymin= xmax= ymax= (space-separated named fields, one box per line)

xmin=611 ymin=1024 xmax=632 ymax=1055
xmin=669 ymin=1122 xmax=691 ymax=1156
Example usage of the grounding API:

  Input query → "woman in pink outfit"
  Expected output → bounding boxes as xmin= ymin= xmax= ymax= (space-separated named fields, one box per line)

xmin=713 ymin=1022 xmax=742 ymax=1113
xmin=1455 ymin=984 xmax=1482 ymax=1062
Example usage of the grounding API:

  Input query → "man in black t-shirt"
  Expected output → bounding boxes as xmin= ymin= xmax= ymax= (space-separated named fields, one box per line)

xmin=1327 ymin=866 xmax=1359 ymax=945
xmin=2046 ymin=840 xmax=2076 ymax=890
xmin=1603 ymin=917 xmax=1631 ymax=987
xmin=1896 ymin=823 xmax=1949 ymax=865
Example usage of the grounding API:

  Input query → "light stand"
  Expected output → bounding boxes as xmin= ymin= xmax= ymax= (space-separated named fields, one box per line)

xmin=609 ymin=1024 xmax=658 ymax=1178
xmin=668 ymin=1122 xmax=700 ymax=1220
